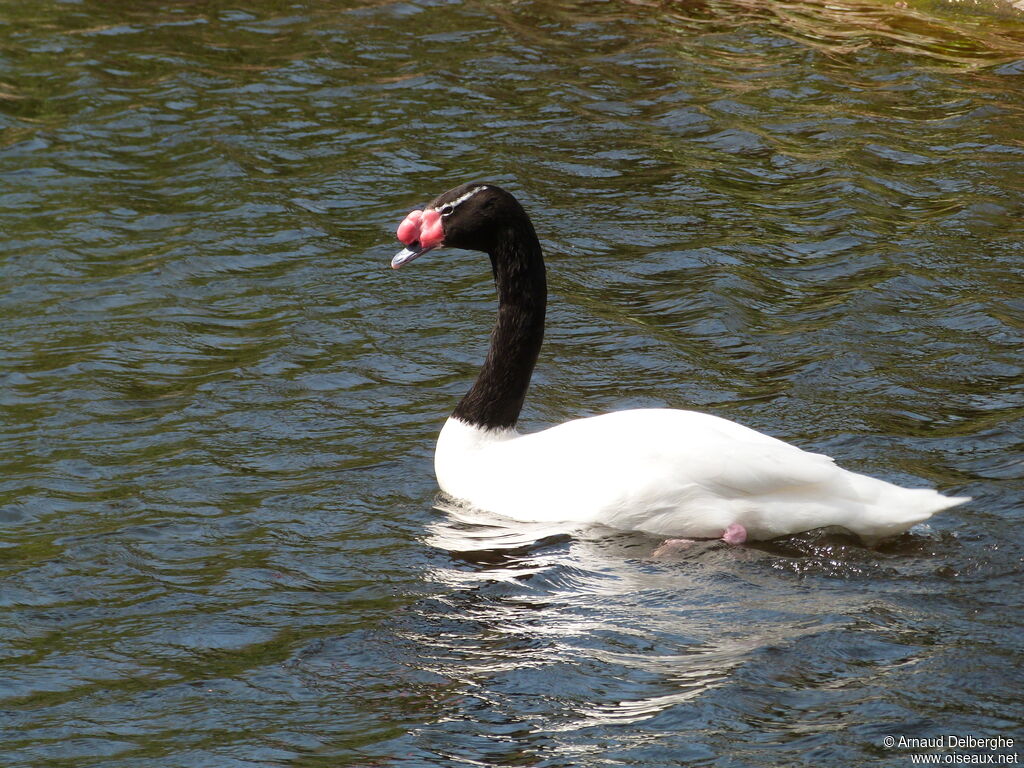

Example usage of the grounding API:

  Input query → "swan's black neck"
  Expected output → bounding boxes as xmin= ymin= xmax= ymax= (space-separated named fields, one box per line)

xmin=451 ymin=220 xmax=546 ymax=431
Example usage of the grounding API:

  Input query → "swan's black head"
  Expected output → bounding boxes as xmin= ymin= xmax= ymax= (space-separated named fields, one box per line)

xmin=391 ymin=183 xmax=527 ymax=268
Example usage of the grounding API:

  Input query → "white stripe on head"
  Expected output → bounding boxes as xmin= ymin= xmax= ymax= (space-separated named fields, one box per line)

xmin=436 ymin=185 xmax=487 ymax=215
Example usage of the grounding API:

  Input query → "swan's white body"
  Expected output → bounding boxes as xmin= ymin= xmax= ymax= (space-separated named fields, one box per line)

xmin=436 ymin=409 xmax=968 ymax=544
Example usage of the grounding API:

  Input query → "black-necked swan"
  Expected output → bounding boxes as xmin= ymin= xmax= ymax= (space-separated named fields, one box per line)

xmin=390 ymin=182 xmax=969 ymax=546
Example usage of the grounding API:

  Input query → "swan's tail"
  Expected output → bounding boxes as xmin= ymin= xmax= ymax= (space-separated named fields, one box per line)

xmin=841 ymin=473 xmax=970 ymax=544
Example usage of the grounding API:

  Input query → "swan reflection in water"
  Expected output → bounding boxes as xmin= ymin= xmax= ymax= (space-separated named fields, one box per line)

xmin=415 ymin=496 xmax=871 ymax=732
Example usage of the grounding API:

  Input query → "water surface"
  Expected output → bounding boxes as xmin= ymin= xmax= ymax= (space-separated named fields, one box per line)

xmin=1 ymin=0 xmax=1022 ymax=765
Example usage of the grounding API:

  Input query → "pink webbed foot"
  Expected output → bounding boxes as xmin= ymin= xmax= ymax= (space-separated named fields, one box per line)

xmin=722 ymin=523 xmax=747 ymax=545
xmin=652 ymin=538 xmax=695 ymax=557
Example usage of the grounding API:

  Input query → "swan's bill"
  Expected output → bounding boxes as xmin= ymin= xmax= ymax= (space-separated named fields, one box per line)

xmin=392 ymin=242 xmax=436 ymax=269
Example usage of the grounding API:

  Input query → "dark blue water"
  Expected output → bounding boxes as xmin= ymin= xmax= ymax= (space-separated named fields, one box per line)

xmin=1 ymin=1 xmax=1022 ymax=765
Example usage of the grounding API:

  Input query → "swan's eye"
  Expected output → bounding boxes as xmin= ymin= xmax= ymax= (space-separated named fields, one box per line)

xmin=438 ymin=203 xmax=455 ymax=217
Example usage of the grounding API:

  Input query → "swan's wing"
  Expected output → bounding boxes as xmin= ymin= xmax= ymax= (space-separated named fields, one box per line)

xmin=512 ymin=408 xmax=840 ymax=497
xmin=691 ymin=430 xmax=839 ymax=497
